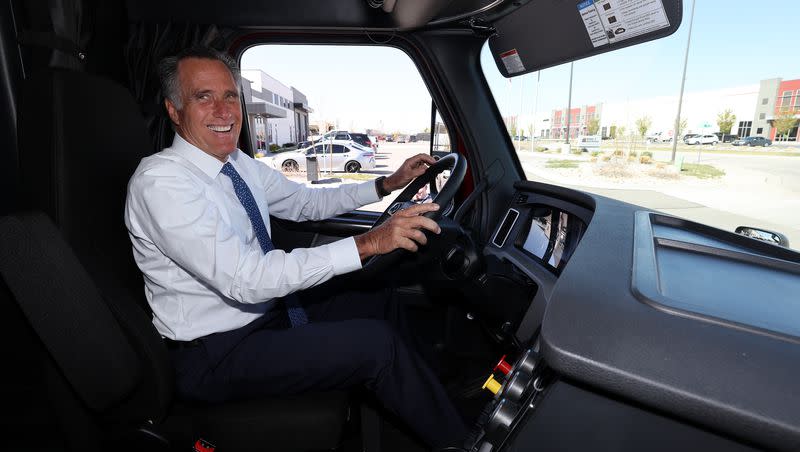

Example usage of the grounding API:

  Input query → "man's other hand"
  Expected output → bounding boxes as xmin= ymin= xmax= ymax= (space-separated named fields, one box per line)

xmin=355 ymin=203 xmax=441 ymax=260
xmin=383 ymin=154 xmax=437 ymax=192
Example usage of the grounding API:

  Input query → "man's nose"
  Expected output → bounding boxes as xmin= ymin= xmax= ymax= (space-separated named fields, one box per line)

xmin=213 ymin=98 xmax=233 ymax=118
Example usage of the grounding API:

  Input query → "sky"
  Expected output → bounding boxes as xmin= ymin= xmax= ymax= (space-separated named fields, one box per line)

xmin=241 ymin=45 xmax=431 ymax=133
xmin=241 ymin=0 xmax=800 ymax=134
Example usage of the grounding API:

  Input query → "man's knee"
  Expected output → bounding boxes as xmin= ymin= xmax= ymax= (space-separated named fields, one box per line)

xmin=346 ymin=319 xmax=399 ymax=377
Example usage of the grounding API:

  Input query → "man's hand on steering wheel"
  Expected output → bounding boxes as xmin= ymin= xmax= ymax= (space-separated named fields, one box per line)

xmin=358 ymin=152 xmax=465 ymax=274
xmin=381 ymin=153 xmax=438 ymax=193
xmin=354 ymin=203 xmax=441 ymax=260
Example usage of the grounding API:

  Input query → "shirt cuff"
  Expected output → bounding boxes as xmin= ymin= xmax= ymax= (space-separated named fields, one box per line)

xmin=327 ymin=236 xmax=363 ymax=275
xmin=358 ymin=179 xmax=382 ymax=204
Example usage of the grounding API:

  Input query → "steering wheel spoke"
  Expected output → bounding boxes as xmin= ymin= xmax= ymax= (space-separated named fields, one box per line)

xmin=361 ymin=153 xmax=467 ymax=275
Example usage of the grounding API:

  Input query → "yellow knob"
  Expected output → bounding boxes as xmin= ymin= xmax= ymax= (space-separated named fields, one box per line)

xmin=482 ymin=374 xmax=502 ymax=395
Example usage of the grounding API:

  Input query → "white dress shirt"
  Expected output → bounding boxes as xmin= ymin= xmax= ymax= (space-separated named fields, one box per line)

xmin=125 ymin=134 xmax=381 ymax=340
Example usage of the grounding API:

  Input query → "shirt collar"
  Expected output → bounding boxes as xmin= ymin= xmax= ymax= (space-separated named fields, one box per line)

xmin=169 ymin=133 xmax=238 ymax=180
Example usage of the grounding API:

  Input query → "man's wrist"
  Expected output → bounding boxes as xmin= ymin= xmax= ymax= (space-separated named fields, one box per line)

xmin=374 ymin=176 xmax=392 ymax=197
xmin=354 ymin=233 xmax=376 ymax=260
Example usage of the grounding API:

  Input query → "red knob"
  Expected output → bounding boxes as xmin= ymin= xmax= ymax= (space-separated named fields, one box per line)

xmin=494 ymin=355 xmax=512 ymax=375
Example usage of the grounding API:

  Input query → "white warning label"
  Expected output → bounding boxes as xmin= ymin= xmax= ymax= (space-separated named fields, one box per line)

xmin=499 ymin=49 xmax=526 ymax=75
xmin=578 ymin=0 xmax=670 ymax=48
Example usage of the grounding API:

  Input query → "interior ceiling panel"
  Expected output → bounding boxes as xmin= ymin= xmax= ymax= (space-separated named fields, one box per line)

xmin=126 ymin=0 xmax=393 ymax=28
xmin=125 ymin=0 xmax=489 ymax=30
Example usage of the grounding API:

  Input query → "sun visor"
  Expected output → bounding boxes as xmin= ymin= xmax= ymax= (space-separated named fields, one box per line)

xmin=488 ymin=0 xmax=683 ymax=77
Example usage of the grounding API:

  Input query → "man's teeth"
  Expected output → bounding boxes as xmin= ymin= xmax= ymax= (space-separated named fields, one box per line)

xmin=208 ymin=125 xmax=232 ymax=132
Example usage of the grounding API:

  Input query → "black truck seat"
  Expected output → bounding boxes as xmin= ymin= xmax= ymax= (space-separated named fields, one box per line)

xmin=8 ymin=68 xmax=349 ymax=451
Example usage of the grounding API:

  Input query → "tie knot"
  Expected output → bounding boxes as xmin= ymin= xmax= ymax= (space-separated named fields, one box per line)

xmin=221 ymin=162 xmax=237 ymax=178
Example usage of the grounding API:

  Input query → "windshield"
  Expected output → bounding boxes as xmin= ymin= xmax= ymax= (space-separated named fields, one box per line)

xmin=482 ymin=1 xmax=800 ymax=251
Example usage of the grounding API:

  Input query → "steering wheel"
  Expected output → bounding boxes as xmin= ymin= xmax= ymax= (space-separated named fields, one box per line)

xmin=361 ymin=153 xmax=467 ymax=272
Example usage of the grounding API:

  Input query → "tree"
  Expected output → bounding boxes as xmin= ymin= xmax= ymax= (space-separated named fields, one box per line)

xmin=717 ymin=109 xmax=736 ymax=138
xmin=635 ymin=116 xmax=652 ymax=139
xmin=676 ymin=117 xmax=688 ymax=138
xmin=773 ymin=109 xmax=799 ymax=141
xmin=528 ymin=123 xmax=534 ymax=140
xmin=614 ymin=125 xmax=626 ymax=153
xmin=587 ymin=116 xmax=600 ymax=136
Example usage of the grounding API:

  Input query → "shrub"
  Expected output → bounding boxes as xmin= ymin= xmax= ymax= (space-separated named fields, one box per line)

xmin=612 ymin=149 xmax=624 ymax=157
xmin=269 ymin=144 xmax=280 ymax=152
xmin=647 ymin=166 xmax=680 ymax=179
xmin=628 ymin=151 xmax=638 ymax=158
xmin=545 ymin=159 xmax=579 ymax=169
xmin=571 ymin=147 xmax=583 ymax=155
xmin=639 ymin=155 xmax=653 ymax=164
xmin=282 ymin=142 xmax=296 ymax=148
xmin=642 ymin=151 xmax=653 ymax=158
xmin=254 ymin=152 xmax=265 ymax=158
xmin=590 ymin=150 xmax=601 ymax=157
xmin=535 ymin=146 xmax=547 ymax=152
xmin=596 ymin=160 xmax=633 ymax=178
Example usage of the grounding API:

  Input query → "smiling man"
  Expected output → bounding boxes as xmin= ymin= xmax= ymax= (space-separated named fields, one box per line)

xmin=124 ymin=46 xmax=467 ymax=449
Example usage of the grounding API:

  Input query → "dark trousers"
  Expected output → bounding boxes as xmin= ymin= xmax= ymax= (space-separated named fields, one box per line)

xmin=168 ymin=284 xmax=467 ymax=448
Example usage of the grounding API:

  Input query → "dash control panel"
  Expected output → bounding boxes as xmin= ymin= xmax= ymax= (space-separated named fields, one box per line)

xmin=468 ymin=349 xmax=547 ymax=451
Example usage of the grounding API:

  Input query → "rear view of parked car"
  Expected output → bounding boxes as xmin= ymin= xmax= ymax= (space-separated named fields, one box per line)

xmin=715 ymin=133 xmax=739 ymax=143
xmin=349 ymin=133 xmax=373 ymax=150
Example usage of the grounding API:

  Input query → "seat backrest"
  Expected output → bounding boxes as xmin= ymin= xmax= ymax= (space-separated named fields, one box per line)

xmin=0 ymin=213 xmax=141 ymax=413
xmin=15 ymin=69 xmax=173 ymax=425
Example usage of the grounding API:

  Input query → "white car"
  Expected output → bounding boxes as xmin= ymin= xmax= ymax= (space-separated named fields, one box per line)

xmin=685 ymin=134 xmax=718 ymax=145
xmin=646 ymin=131 xmax=672 ymax=143
xmin=313 ymin=130 xmax=351 ymax=143
xmin=368 ymin=135 xmax=379 ymax=150
xmin=272 ymin=142 xmax=376 ymax=173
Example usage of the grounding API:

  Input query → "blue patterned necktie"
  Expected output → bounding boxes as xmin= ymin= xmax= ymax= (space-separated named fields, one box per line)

xmin=220 ymin=162 xmax=309 ymax=327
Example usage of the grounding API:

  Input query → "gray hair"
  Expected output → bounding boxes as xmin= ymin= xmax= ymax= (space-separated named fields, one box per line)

xmin=158 ymin=46 xmax=241 ymax=110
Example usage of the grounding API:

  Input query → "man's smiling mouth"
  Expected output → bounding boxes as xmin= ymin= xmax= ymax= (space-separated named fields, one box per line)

xmin=207 ymin=124 xmax=233 ymax=133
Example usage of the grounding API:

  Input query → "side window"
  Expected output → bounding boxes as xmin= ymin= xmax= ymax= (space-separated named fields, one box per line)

xmin=242 ymin=45 xmax=453 ymax=212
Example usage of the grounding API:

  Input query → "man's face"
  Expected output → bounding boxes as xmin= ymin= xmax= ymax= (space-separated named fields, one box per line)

xmin=166 ymin=57 xmax=242 ymax=162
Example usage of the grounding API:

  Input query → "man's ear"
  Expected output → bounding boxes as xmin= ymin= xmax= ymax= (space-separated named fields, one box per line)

xmin=165 ymin=99 xmax=180 ymax=126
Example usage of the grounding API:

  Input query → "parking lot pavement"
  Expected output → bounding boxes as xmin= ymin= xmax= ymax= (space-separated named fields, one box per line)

xmin=518 ymin=152 xmax=800 ymax=249
xmin=264 ymin=140 xmax=800 ymax=249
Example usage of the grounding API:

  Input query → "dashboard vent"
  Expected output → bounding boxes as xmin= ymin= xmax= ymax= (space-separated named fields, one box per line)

xmin=492 ymin=208 xmax=520 ymax=248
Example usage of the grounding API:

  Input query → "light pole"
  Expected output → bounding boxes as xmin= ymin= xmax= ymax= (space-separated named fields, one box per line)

xmin=671 ymin=0 xmax=696 ymax=164
xmin=531 ymin=71 xmax=540 ymax=151
xmin=517 ymin=76 xmax=525 ymax=149
xmin=565 ymin=62 xmax=574 ymax=144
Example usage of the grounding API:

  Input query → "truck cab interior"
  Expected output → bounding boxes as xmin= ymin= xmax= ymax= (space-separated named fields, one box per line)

xmin=2 ymin=0 xmax=799 ymax=451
